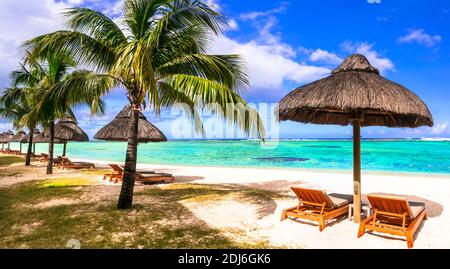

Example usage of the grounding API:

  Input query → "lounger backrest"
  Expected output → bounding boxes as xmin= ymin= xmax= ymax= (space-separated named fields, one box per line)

xmin=368 ymin=194 xmax=413 ymax=217
xmin=291 ymin=187 xmax=334 ymax=208
xmin=108 ymin=164 xmax=124 ymax=173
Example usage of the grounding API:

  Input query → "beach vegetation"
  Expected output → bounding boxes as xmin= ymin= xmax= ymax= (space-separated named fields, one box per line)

xmin=0 ymin=156 xmax=24 ymax=166
xmin=0 ymin=169 xmax=274 ymax=248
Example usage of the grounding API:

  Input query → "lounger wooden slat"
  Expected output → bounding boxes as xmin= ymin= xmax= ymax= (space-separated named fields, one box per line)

xmin=135 ymin=172 xmax=175 ymax=184
xmin=281 ymin=187 xmax=351 ymax=231
xmin=58 ymin=157 xmax=95 ymax=170
xmin=103 ymin=164 xmax=125 ymax=183
xmin=104 ymin=164 xmax=174 ymax=184
xmin=358 ymin=194 xmax=427 ymax=248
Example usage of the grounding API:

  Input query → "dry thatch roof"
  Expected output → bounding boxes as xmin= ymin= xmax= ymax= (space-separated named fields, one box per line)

xmin=22 ymin=128 xmax=40 ymax=143
xmin=10 ymin=131 xmax=27 ymax=142
xmin=44 ymin=117 xmax=89 ymax=142
xmin=278 ymin=54 xmax=433 ymax=128
xmin=94 ymin=105 xmax=167 ymax=143
xmin=33 ymin=132 xmax=49 ymax=143
xmin=0 ymin=130 xmax=14 ymax=143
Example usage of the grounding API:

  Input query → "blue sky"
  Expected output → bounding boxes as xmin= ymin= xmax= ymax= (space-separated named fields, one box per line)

xmin=0 ymin=0 xmax=449 ymax=139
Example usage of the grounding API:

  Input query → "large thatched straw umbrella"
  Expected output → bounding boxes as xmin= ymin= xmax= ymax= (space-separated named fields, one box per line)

xmin=45 ymin=117 xmax=89 ymax=157
xmin=278 ymin=54 xmax=433 ymax=223
xmin=0 ymin=132 xmax=5 ymax=150
xmin=10 ymin=131 xmax=27 ymax=153
xmin=0 ymin=132 xmax=4 ymax=148
xmin=2 ymin=130 xmax=14 ymax=150
xmin=94 ymin=105 xmax=167 ymax=143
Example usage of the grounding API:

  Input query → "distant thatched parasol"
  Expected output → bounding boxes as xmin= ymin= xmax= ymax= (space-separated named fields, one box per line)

xmin=10 ymin=131 xmax=27 ymax=153
xmin=44 ymin=117 xmax=89 ymax=156
xmin=278 ymin=54 xmax=433 ymax=223
xmin=34 ymin=132 xmax=49 ymax=143
xmin=0 ymin=130 xmax=14 ymax=150
xmin=0 ymin=132 xmax=5 ymax=149
xmin=22 ymin=128 xmax=40 ymax=143
xmin=94 ymin=105 xmax=167 ymax=143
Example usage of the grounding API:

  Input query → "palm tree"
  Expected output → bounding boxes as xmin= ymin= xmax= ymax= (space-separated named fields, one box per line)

xmin=23 ymin=52 xmax=105 ymax=174
xmin=25 ymin=0 xmax=265 ymax=209
xmin=0 ymin=52 xmax=105 ymax=171
xmin=0 ymin=60 xmax=44 ymax=166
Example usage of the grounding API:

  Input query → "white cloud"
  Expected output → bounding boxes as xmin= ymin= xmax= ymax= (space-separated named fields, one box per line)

xmin=239 ymin=2 xmax=287 ymax=21
xmin=340 ymin=41 xmax=395 ymax=73
xmin=102 ymin=0 xmax=123 ymax=18
xmin=210 ymin=35 xmax=330 ymax=96
xmin=67 ymin=0 xmax=84 ymax=4
xmin=0 ymin=0 xmax=73 ymax=89
xmin=227 ymin=19 xmax=239 ymax=31
xmin=208 ymin=2 xmax=331 ymax=100
xmin=309 ymin=49 xmax=343 ymax=65
xmin=431 ymin=122 xmax=449 ymax=135
xmin=398 ymin=29 xmax=442 ymax=47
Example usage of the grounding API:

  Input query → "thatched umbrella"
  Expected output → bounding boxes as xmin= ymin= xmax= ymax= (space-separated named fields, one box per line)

xmin=0 ymin=132 xmax=5 ymax=150
xmin=10 ymin=131 xmax=27 ymax=153
xmin=44 ymin=117 xmax=89 ymax=156
xmin=1 ymin=130 xmax=14 ymax=150
xmin=278 ymin=54 xmax=433 ymax=223
xmin=34 ymin=132 xmax=49 ymax=143
xmin=94 ymin=105 xmax=167 ymax=143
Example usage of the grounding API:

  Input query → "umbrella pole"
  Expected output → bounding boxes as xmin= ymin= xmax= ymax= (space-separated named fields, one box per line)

xmin=33 ymin=143 xmax=36 ymax=155
xmin=63 ymin=141 xmax=67 ymax=157
xmin=353 ymin=120 xmax=362 ymax=223
xmin=19 ymin=142 xmax=22 ymax=153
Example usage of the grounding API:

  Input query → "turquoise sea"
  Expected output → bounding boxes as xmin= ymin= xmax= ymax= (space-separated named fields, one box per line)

xmin=6 ymin=140 xmax=450 ymax=175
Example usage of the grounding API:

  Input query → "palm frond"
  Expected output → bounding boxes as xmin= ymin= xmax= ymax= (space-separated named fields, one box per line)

xmin=157 ymin=54 xmax=249 ymax=95
xmin=64 ymin=7 xmax=128 ymax=47
xmin=123 ymin=0 xmax=171 ymax=39
xmin=23 ymin=31 xmax=117 ymax=72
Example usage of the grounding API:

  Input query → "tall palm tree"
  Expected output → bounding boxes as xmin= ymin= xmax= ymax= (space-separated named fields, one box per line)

xmin=25 ymin=0 xmax=264 ymax=209
xmin=22 ymin=52 xmax=105 ymax=174
xmin=0 ymin=60 xmax=44 ymax=166
xmin=0 ymin=52 xmax=105 ymax=171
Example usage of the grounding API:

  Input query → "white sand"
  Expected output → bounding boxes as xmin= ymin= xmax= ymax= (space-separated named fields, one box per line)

xmin=74 ymin=158 xmax=450 ymax=249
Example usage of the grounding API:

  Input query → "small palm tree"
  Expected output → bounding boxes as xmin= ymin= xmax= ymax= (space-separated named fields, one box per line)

xmin=1 ymin=52 xmax=105 ymax=171
xmin=0 ymin=59 xmax=44 ymax=166
xmin=25 ymin=52 xmax=105 ymax=174
xmin=26 ymin=0 xmax=264 ymax=209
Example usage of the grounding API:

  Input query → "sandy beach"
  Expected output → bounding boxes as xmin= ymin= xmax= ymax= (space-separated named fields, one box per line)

xmin=66 ymin=158 xmax=450 ymax=249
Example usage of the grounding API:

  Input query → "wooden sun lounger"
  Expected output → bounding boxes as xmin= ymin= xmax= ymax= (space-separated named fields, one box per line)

xmin=39 ymin=153 xmax=48 ymax=162
xmin=358 ymin=194 xmax=427 ymax=248
xmin=135 ymin=172 xmax=175 ymax=184
xmin=59 ymin=157 xmax=95 ymax=170
xmin=103 ymin=164 xmax=125 ymax=183
xmin=103 ymin=164 xmax=170 ymax=184
xmin=281 ymin=187 xmax=352 ymax=231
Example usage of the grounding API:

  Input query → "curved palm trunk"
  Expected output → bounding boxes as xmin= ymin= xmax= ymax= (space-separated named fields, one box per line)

xmin=25 ymin=127 xmax=34 ymax=166
xmin=46 ymin=121 xmax=55 ymax=175
xmin=117 ymin=108 xmax=140 ymax=209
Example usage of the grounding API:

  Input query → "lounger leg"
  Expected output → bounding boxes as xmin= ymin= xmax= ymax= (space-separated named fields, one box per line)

xmin=358 ymin=216 xmax=372 ymax=238
xmin=406 ymin=233 xmax=414 ymax=249
xmin=318 ymin=219 xmax=325 ymax=232
xmin=280 ymin=209 xmax=288 ymax=221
